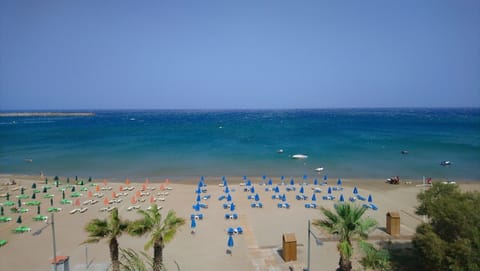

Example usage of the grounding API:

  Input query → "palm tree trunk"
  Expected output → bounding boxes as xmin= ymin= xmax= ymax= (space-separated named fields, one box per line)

xmin=109 ymin=237 xmax=120 ymax=271
xmin=338 ymin=254 xmax=352 ymax=271
xmin=153 ymin=240 xmax=163 ymax=271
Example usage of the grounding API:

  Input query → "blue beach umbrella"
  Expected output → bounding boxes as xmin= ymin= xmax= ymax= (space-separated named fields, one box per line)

xmin=227 ymin=194 xmax=232 ymax=202
xmin=225 ymin=186 xmax=230 ymax=194
xmin=250 ymin=186 xmax=255 ymax=193
xmin=313 ymin=179 xmax=318 ymax=185
xmin=196 ymin=194 xmax=201 ymax=202
xmin=195 ymin=187 xmax=201 ymax=194
xmin=337 ymin=179 xmax=342 ymax=186
xmin=282 ymin=194 xmax=286 ymax=202
xmin=243 ymin=176 xmax=247 ymax=181
xmin=223 ymin=179 xmax=228 ymax=187
xmin=274 ymin=186 xmax=280 ymax=193
xmin=191 ymin=218 xmax=196 ymax=229
xmin=368 ymin=194 xmax=373 ymax=203
xmin=262 ymin=175 xmax=266 ymax=181
xmin=290 ymin=178 xmax=295 ymax=186
xmin=353 ymin=187 xmax=358 ymax=194
xmin=327 ymin=187 xmax=332 ymax=194
xmin=303 ymin=174 xmax=307 ymax=180
xmin=312 ymin=193 xmax=317 ymax=201
xmin=323 ymin=175 xmax=328 ymax=181
xmin=299 ymin=186 xmax=304 ymax=194
xmin=228 ymin=235 xmax=234 ymax=248
xmin=268 ymin=179 xmax=273 ymax=186
xmin=230 ymin=202 xmax=235 ymax=212
xmin=339 ymin=194 xmax=345 ymax=202
xmin=254 ymin=194 xmax=260 ymax=201
xmin=201 ymin=176 xmax=205 ymax=181
xmin=193 ymin=203 xmax=200 ymax=212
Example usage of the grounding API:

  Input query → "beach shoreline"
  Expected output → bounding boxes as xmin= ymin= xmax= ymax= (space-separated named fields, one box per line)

xmin=1 ymin=173 xmax=479 ymax=271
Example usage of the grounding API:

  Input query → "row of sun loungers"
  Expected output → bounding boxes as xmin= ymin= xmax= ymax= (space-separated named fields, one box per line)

xmin=83 ymin=199 xmax=99 ymax=205
xmin=70 ymin=207 xmax=88 ymax=214
xmin=191 ymin=213 xmax=204 ymax=220
xmin=99 ymin=206 xmax=116 ymax=212
xmin=126 ymin=205 xmax=141 ymax=211
xmin=251 ymin=202 xmax=263 ymax=208
xmin=224 ymin=213 xmax=238 ymax=219
xmin=277 ymin=203 xmax=290 ymax=209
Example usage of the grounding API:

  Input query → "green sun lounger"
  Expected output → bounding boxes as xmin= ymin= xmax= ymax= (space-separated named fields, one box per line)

xmin=0 ymin=239 xmax=7 ymax=247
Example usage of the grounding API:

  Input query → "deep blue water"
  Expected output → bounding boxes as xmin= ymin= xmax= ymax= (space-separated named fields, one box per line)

xmin=0 ymin=108 xmax=479 ymax=181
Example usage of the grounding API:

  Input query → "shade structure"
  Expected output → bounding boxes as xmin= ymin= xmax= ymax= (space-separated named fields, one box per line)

xmin=337 ymin=179 xmax=342 ymax=186
xmin=130 ymin=196 xmax=137 ymax=204
xmin=17 ymin=199 xmax=21 ymax=208
xmin=230 ymin=202 xmax=235 ymax=212
xmin=193 ymin=203 xmax=200 ymax=212
xmin=31 ymin=193 xmax=36 ymax=199
xmin=75 ymin=199 xmax=81 ymax=206
xmin=226 ymin=194 xmax=232 ymax=202
xmin=31 ymin=183 xmax=36 ymax=189
xmin=250 ymin=186 xmax=255 ymax=193
xmin=222 ymin=179 xmax=227 ymax=187
xmin=246 ymin=180 xmax=252 ymax=186
xmin=196 ymin=194 xmax=201 ymax=202
xmin=145 ymin=178 xmax=149 ymax=184
xmin=195 ymin=187 xmax=201 ymax=194
xmin=16 ymin=215 xmax=22 ymax=224
xmin=303 ymin=174 xmax=307 ymax=180
xmin=190 ymin=218 xmax=196 ymax=229
xmin=37 ymin=205 xmax=40 ymax=214
xmin=62 ymin=191 xmax=65 ymax=199
xmin=274 ymin=186 xmax=280 ymax=193
xmin=262 ymin=175 xmax=266 ymax=180
xmin=339 ymin=194 xmax=345 ymax=202
xmin=0 ymin=206 xmax=3 ymax=216
xmin=254 ymin=194 xmax=260 ymax=201
xmin=103 ymin=198 xmax=109 ymax=205
xmin=228 ymin=235 xmax=234 ymax=248
xmin=323 ymin=175 xmax=328 ymax=181
xmin=327 ymin=187 xmax=332 ymax=194
xmin=225 ymin=186 xmax=230 ymax=194
xmin=353 ymin=187 xmax=358 ymax=194
xmin=311 ymin=193 xmax=317 ymax=201
xmin=299 ymin=186 xmax=304 ymax=194
xmin=71 ymin=186 xmax=76 ymax=192
xmin=268 ymin=179 xmax=273 ymax=186
xmin=50 ymin=198 xmax=53 ymax=206
xmin=368 ymin=194 xmax=373 ymax=202
xmin=282 ymin=194 xmax=287 ymax=202
xmin=125 ymin=178 xmax=131 ymax=185
xmin=313 ymin=179 xmax=318 ymax=185
xmin=88 ymin=191 xmax=93 ymax=198
xmin=150 ymin=196 xmax=155 ymax=203
xmin=290 ymin=179 xmax=295 ymax=186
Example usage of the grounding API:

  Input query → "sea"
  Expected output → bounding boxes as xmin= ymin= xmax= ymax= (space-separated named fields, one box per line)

xmin=0 ymin=108 xmax=479 ymax=182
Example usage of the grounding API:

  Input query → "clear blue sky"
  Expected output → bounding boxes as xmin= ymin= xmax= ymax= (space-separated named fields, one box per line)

xmin=1 ymin=0 xmax=479 ymax=110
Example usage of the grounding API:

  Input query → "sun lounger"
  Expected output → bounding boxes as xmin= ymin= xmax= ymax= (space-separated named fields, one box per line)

xmin=90 ymin=199 xmax=98 ymax=205
xmin=332 ymin=186 xmax=344 ymax=191
xmin=304 ymin=203 xmax=317 ymax=208
xmin=70 ymin=209 xmax=80 ymax=214
xmin=0 ymin=239 xmax=7 ymax=247
xmin=79 ymin=207 xmax=88 ymax=213
xmin=218 ymin=195 xmax=226 ymax=201
xmin=322 ymin=195 xmax=335 ymax=200
xmin=296 ymin=195 xmax=308 ymax=200
xmin=250 ymin=202 xmax=263 ymax=208
xmin=356 ymin=195 xmax=366 ymax=201
xmin=277 ymin=203 xmax=290 ymax=209
xmin=138 ymin=198 xmax=146 ymax=202
xmin=147 ymin=205 xmax=163 ymax=210
xmin=286 ymin=186 xmax=296 ymax=191
xmin=0 ymin=216 xmax=12 ymax=222
xmin=312 ymin=187 xmax=322 ymax=193
xmin=362 ymin=203 xmax=378 ymax=210
xmin=224 ymin=213 xmax=238 ymax=219
xmin=271 ymin=194 xmax=281 ymax=199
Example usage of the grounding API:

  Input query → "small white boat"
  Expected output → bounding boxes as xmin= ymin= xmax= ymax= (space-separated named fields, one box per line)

xmin=314 ymin=167 xmax=324 ymax=172
xmin=277 ymin=149 xmax=284 ymax=153
xmin=440 ymin=160 xmax=452 ymax=166
xmin=292 ymin=154 xmax=308 ymax=159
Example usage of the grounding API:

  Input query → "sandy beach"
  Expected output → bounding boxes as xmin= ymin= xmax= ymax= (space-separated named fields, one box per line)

xmin=0 ymin=174 xmax=478 ymax=271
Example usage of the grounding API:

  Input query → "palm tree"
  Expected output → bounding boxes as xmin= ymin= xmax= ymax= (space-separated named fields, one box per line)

xmin=119 ymin=248 xmax=153 ymax=271
xmin=84 ymin=208 xmax=130 ymax=271
xmin=313 ymin=203 xmax=377 ymax=271
xmin=129 ymin=205 xmax=185 ymax=271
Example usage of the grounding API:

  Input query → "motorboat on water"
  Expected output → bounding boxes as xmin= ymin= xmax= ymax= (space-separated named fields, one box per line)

xmin=440 ymin=160 xmax=452 ymax=166
xmin=292 ymin=154 xmax=308 ymax=159
xmin=401 ymin=150 xmax=409 ymax=154
xmin=314 ymin=167 xmax=324 ymax=172
xmin=277 ymin=149 xmax=284 ymax=153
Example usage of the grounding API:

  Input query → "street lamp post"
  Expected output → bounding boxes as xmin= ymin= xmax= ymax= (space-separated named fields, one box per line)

xmin=305 ymin=220 xmax=321 ymax=271
xmin=51 ymin=212 xmax=57 ymax=271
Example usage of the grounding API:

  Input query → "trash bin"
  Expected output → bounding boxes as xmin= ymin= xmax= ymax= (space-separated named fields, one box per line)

xmin=282 ymin=233 xmax=297 ymax=262
xmin=51 ymin=256 xmax=70 ymax=271
xmin=386 ymin=211 xmax=400 ymax=236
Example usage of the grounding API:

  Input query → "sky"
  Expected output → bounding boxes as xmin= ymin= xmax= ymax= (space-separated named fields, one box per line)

xmin=0 ymin=0 xmax=479 ymax=110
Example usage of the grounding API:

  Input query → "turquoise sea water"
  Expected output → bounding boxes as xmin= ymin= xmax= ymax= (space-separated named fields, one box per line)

xmin=0 ymin=109 xmax=479 ymax=181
